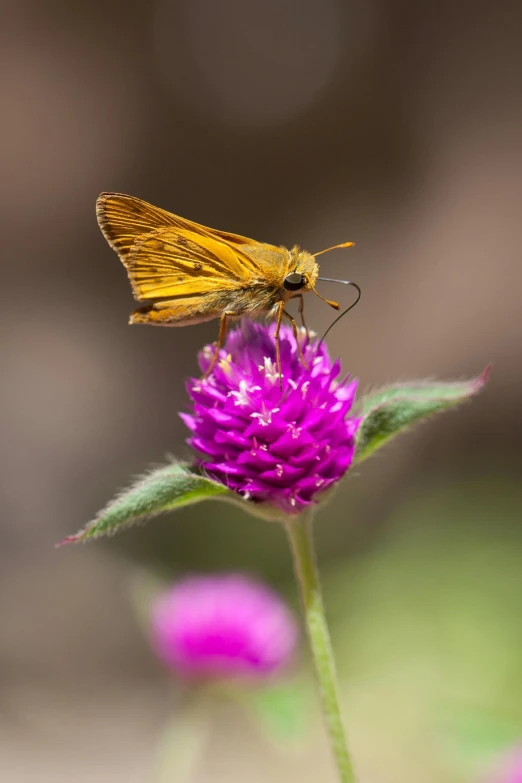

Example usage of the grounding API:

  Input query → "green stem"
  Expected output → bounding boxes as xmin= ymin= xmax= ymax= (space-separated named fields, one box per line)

xmin=154 ymin=687 xmax=211 ymax=783
xmin=285 ymin=512 xmax=357 ymax=783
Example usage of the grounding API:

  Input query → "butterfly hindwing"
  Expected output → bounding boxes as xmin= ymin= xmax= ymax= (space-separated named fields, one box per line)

xmin=127 ymin=228 xmax=253 ymax=301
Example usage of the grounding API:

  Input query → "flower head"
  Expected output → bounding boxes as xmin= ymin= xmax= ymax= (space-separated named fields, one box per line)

xmin=180 ymin=320 xmax=360 ymax=515
xmin=150 ymin=574 xmax=298 ymax=680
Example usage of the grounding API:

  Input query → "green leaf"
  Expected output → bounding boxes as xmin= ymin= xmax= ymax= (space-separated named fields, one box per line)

xmin=229 ymin=676 xmax=313 ymax=750
xmin=440 ymin=707 xmax=522 ymax=768
xmin=59 ymin=462 xmax=231 ymax=544
xmin=355 ymin=366 xmax=490 ymax=463
xmin=249 ymin=681 xmax=308 ymax=742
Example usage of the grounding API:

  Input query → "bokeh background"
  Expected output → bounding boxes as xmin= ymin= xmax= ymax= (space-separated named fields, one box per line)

xmin=1 ymin=0 xmax=521 ymax=781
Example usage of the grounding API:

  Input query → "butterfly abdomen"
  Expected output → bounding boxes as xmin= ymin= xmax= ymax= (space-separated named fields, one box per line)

xmin=130 ymin=296 xmax=222 ymax=326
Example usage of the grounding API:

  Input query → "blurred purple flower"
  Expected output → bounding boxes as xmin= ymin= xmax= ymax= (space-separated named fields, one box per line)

xmin=180 ymin=320 xmax=360 ymax=515
xmin=150 ymin=575 xmax=298 ymax=680
xmin=487 ymin=748 xmax=522 ymax=783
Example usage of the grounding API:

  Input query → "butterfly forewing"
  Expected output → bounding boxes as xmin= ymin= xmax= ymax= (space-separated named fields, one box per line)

xmin=97 ymin=193 xmax=181 ymax=256
xmin=97 ymin=192 xmax=256 ymax=257
xmin=96 ymin=192 xmax=270 ymax=303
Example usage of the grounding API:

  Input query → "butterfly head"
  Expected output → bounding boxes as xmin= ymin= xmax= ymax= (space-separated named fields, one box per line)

xmin=283 ymin=242 xmax=358 ymax=316
xmin=283 ymin=249 xmax=319 ymax=293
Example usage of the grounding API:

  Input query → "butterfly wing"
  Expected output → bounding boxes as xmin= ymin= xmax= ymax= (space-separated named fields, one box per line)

xmin=96 ymin=192 xmax=270 ymax=302
xmin=127 ymin=228 xmax=257 ymax=301
xmin=97 ymin=192 xmax=181 ymax=256
xmin=97 ymin=192 xmax=260 ymax=260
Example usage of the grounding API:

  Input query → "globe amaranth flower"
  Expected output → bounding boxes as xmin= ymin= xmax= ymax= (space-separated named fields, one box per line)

xmin=486 ymin=748 xmax=522 ymax=783
xmin=180 ymin=320 xmax=360 ymax=515
xmin=150 ymin=574 xmax=298 ymax=680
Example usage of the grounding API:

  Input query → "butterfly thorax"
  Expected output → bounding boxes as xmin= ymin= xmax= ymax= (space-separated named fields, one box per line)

xmin=240 ymin=243 xmax=318 ymax=291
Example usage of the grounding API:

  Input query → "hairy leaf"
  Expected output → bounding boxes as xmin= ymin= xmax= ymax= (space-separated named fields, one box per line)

xmin=59 ymin=463 xmax=230 ymax=544
xmin=355 ymin=367 xmax=490 ymax=462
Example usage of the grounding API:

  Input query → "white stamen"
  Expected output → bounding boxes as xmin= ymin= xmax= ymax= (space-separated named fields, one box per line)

xmin=259 ymin=356 xmax=280 ymax=385
xmin=250 ymin=405 xmax=280 ymax=426
xmin=228 ymin=379 xmax=261 ymax=406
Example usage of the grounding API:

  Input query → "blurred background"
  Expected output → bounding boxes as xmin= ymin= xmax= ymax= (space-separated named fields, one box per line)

xmin=1 ymin=0 xmax=521 ymax=780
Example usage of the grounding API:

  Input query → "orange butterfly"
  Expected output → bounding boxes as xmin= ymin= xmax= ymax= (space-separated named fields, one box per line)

xmin=96 ymin=192 xmax=358 ymax=382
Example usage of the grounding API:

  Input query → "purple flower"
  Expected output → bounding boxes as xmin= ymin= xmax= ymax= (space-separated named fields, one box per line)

xmin=150 ymin=575 xmax=298 ymax=680
xmin=180 ymin=320 xmax=360 ymax=515
xmin=486 ymin=748 xmax=522 ymax=783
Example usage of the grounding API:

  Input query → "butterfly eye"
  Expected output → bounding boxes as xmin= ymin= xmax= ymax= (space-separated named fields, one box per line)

xmin=283 ymin=272 xmax=306 ymax=291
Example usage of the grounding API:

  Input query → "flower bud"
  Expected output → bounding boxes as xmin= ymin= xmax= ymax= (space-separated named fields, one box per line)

xmin=150 ymin=575 xmax=298 ymax=680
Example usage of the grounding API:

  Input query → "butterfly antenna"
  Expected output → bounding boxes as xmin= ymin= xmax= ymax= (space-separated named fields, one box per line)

xmin=312 ymin=241 xmax=354 ymax=258
xmin=316 ymin=278 xmax=361 ymax=347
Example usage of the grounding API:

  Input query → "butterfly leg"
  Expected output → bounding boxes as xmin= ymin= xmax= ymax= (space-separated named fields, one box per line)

xmin=203 ymin=312 xmax=233 ymax=378
xmin=283 ymin=310 xmax=310 ymax=371
xmin=274 ymin=301 xmax=285 ymax=391
xmin=293 ymin=294 xmax=308 ymax=333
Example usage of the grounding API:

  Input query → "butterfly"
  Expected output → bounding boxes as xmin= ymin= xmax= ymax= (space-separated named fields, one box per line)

xmin=96 ymin=192 xmax=359 ymax=383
